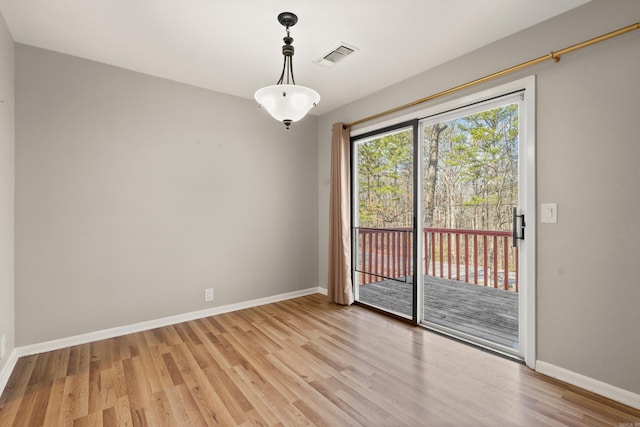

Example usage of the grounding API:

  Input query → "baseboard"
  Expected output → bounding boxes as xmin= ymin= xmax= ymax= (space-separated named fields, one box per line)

xmin=16 ymin=287 xmax=324 ymax=359
xmin=0 ymin=348 xmax=19 ymax=396
xmin=536 ymin=360 xmax=640 ymax=410
xmin=317 ymin=287 xmax=328 ymax=296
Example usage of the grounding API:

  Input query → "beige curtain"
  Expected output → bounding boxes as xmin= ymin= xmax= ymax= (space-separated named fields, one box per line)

xmin=328 ymin=122 xmax=354 ymax=305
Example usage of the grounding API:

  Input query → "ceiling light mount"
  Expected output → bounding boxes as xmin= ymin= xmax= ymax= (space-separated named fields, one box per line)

xmin=254 ymin=12 xmax=320 ymax=129
xmin=277 ymin=12 xmax=298 ymax=28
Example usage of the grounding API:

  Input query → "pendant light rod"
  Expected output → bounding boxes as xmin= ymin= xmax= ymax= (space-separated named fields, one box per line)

xmin=276 ymin=26 xmax=296 ymax=85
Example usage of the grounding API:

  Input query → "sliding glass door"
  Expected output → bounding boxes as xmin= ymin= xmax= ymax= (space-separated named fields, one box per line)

xmin=352 ymin=121 xmax=417 ymax=319
xmin=350 ymin=82 xmax=533 ymax=361
xmin=421 ymin=94 xmax=523 ymax=353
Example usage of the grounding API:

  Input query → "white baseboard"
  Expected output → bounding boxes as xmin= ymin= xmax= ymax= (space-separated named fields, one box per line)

xmin=317 ymin=287 xmax=328 ymax=296
xmin=536 ymin=360 xmax=640 ymax=410
xmin=0 ymin=348 xmax=19 ymax=396
xmin=16 ymin=287 xmax=324 ymax=359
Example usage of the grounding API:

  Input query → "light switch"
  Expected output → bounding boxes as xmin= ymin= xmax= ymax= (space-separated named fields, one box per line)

xmin=541 ymin=203 xmax=558 ymax=223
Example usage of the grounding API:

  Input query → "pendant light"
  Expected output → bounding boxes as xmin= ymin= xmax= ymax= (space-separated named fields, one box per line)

xmin=254 ymin=12 xmax=320 ymax=129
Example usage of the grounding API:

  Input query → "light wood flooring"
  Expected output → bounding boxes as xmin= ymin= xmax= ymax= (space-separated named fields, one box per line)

xmin=1 ymin=293 xmax=639 ymax=426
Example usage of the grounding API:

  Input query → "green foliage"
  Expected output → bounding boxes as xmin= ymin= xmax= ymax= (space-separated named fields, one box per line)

xmin=357 ymin=103 xmax=519 ymax=231
xmin=423 ymin=104 xmax=519 ymax=230
xmin=357 ymin=130 xmax=413 ymax=228
xmin=447 ymin=105 xmax=518 ymax=188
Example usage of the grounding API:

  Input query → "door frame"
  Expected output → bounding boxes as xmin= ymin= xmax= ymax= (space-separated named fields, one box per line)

xmin=350 ymin=76 xmax=536 ymax=368
xmin=350 ymin=120 xmax=419 ymax=323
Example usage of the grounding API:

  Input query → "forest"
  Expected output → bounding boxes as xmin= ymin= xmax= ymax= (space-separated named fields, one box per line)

xmin=357 ymin=103 xmax=519 ymax=232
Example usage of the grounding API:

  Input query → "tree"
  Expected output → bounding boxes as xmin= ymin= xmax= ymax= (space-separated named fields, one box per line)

xmin=357 ymin=130 xmax=413 ymax=228
xmin=445 ymin=104 xmax=518 ymax=230
xmin=357 ymin=103 xmax=519 ymax=232
xmin=423 ymin=123 xmax=448 ymax=226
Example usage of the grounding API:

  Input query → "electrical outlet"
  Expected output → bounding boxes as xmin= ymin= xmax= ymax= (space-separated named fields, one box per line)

xmin=1 ymin=334 xmax=5 ymax=359
xmin=205 ymin=288 xmax=214 ymax=302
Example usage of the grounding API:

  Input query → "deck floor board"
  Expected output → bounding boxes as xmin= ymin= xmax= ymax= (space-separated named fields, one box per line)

xmin=358 ymin=275 xmax=518 ymax=348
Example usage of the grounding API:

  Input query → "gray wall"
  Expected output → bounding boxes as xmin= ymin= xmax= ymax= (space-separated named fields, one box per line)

xmin=318 ymin=0 xmax=640 ymax=394
xmin=15 ymin=45 xmax=318 ymax=345
xmin=0 ymin=12 xmax=14 ymax=374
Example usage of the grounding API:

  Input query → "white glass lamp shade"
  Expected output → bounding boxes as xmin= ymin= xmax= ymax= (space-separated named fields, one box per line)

xmin=254 ymin=84 xmax=320 ymax=126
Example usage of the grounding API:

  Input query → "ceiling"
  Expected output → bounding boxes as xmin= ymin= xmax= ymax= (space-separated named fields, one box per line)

xmin=0 ymin=0 xmax=591 ymax=115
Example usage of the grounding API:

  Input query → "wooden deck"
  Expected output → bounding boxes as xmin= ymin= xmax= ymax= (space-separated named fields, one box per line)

xmin=357 ymin=275 xmax=518 ymax=349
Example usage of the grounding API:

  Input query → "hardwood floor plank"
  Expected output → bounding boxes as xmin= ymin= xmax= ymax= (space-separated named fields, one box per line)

xmin=96 ymin=367 xmax=117 ymax=411
xmin=173 ymin=322 xmax=202 ymax=347
xmin=122 ymin=357 xmax=153 ymax=411
xmin=101 ymin=406 xmax=117 ymax=427
xmin=150 ymin=391 xmax=176 ymax=427
xmin=26 ymin=380 xmax=53 ymax=426
xmin=164 ymin=383 xmax=207 ymax=427
xmin=339 ymin=366 xmax=433 ymax=425
xmin=41 ymin=377 xmax=66 ymax=426
xmin=27 ymin=352 xmax=51 ymax=387
xmin=142 ymin=347 xmax=175 ymax=394
xmin=217 ymin=310 xmax=254 ymax=334
xmin=258 ymin=360 xmax=356 ymax=426
xmin=241 ymin=353 xmax=301 ymax=404
xmin=105 ymin=338 xmax=121 ymax=365
xmin=1 ymin=294 xmax=639 ymax=426
xmin=190 ymin=330 xmax=231 ymax=372
xmin=269 ymin=340 xmax=334 ymax=383
xmin=178 ymin=337 xmax=212 ymax=372
xmin=309 ymin=377 xmax=372 ymax=425
xmin=10 ymin=382 xmax=40 ymax=426
xmin=166 ymin=343 xmax=208 ymax=390
xmin=223 ymin=322 xmax=270 ymax=359
xmin=207 ymin=333 xmax=249 ymax=368
xmin=204 ymin=316 xmax=227 ymax=335
xmin=156 ymin=326 xmax=182 ymax=348
xmin=202 ymin=366 xmax=253 ymax=423
xmin=233 ymin=363 xmax=313 ymax=426
xmin=110 ymin=359 xmax=128 ymax=400
xmin=87 ymin=360 xmax=102 ymax=415
xmin=113 ymin=396 xmax=134 ymax=427
xmin=136 ymin=348 xmax=164 ymax=396
xmin=225 ymin=366 xmax=282 ymax=426
xmin=301 ymin=341 xmax=347 ymax=373
xmin=129 ymin=407 xmax=147 ymax=427
xmin=188 ymin=383 xmax=238 ymax=426
xmin=57 ymin=375 xmax=79 ymax=426
xmin=166 ymin=341 xmax=241 ymax=423
xmin=160 ymin=352 xmax=185 ymax=387
xmin=73 ymin=411 xmax=103 ymax=427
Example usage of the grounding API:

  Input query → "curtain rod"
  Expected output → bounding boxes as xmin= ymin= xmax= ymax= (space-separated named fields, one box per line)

xmin=344 ymin=22 xmax=640 ymax=129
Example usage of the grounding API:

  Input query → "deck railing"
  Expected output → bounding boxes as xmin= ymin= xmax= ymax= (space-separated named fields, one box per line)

xmin=356 ymin=227 xmax=518 ymax=292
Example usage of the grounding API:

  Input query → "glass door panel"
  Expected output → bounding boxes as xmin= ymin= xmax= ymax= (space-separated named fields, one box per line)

xmin=421 ymin=97 xmax=521 ymax=351
xmin=352 ymin=124 xmax=415 ymax=319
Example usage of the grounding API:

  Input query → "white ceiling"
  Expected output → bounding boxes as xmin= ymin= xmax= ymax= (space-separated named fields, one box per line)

xmin=0 ymin=0 xmax=591 ymax=115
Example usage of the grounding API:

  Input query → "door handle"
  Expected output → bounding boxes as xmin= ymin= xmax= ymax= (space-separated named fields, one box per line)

xmin=512 ymin=207 xmax=525 ymax=247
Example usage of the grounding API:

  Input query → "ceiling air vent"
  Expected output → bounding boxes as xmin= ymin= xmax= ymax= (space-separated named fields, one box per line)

xmin=313 ymin=43 xmax=359 ymax=68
